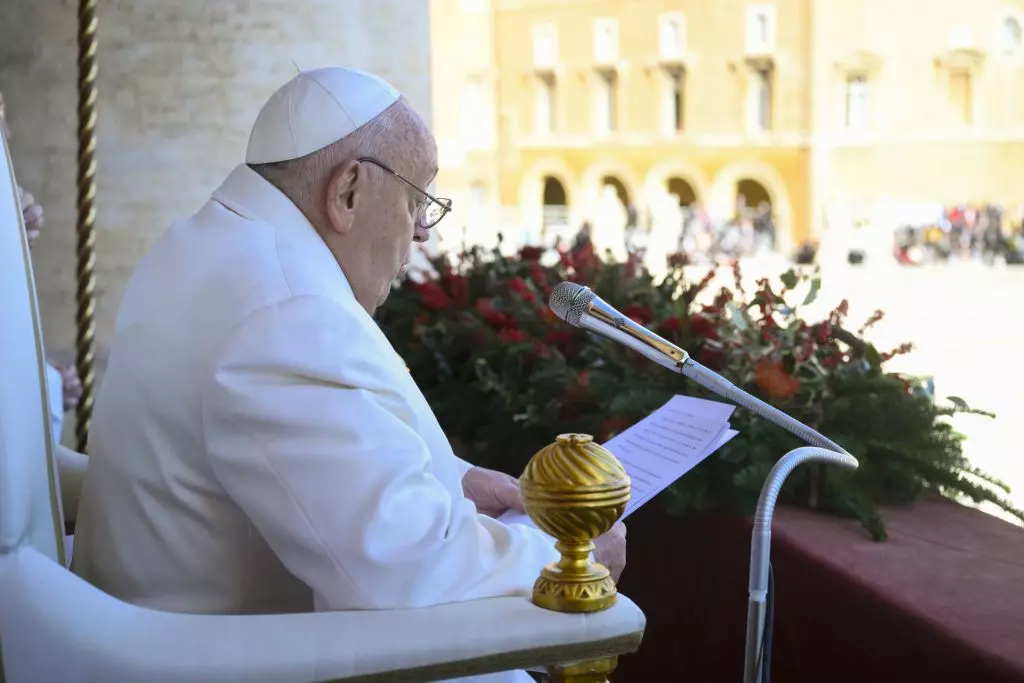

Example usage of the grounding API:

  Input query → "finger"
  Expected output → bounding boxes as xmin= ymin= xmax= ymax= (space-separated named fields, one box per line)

xmin=503 ymin=481 xmax=526 ymax=512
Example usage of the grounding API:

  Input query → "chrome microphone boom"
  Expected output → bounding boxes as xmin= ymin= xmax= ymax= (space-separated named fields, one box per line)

xmin=548 ymin=280 xmax=689 ymax=371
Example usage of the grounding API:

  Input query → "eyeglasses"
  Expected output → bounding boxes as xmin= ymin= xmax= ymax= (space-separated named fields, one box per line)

xmin=357 ymin=157 xmax=452 ymax=229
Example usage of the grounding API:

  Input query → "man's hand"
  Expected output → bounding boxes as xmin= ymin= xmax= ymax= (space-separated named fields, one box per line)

xmin=57 ymin=364 xmax=83 ymax=411
xmin=593 ymin=521 xmax=627 ymax=582
xmin=462 ymin=466 xmax=523 ymax=518
xmin=18 ymin=186 xmax=43 ymax=245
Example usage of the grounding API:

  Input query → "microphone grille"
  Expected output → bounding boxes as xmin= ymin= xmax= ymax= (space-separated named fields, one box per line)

xmin=549 ymin=281 xmax=594 ymax=326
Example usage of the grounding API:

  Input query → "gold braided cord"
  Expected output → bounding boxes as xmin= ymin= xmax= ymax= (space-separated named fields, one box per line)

xmin=75 ymin=0 xmax=98 ymax=454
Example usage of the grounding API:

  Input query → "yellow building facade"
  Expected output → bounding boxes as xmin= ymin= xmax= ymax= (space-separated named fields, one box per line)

xmin=430 ymin=0 xmax=1024 ymax=251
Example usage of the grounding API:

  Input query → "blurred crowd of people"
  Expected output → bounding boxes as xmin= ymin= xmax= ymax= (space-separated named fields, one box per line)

xmin=894 ymin=203 xmax=1024 ymax=266
xmin=569 ymin=198 xmax=777 ymax=275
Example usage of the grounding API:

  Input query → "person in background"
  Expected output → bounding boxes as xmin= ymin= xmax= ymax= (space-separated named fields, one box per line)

xmin=1 ymin=89 xmax=82 ymax=445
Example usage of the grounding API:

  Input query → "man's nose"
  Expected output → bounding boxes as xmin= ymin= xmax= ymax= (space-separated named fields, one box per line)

xmin=413 ymin=225 xmax=430 ymax=243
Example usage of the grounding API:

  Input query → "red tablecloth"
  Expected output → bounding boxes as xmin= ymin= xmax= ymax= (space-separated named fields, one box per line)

xmin=614 ymin=498 xmax=1024 ymax=683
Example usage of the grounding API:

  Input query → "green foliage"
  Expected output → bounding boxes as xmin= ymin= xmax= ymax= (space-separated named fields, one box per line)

xmin=376 ymin=243 xmax=1023 ymax=540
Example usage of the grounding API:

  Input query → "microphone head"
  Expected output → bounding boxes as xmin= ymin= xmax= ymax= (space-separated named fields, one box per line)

xmin=549 ymin=281 xmax=594 ymax=327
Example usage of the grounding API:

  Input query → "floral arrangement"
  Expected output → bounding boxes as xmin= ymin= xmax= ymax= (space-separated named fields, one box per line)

xmin=376 ymin=242 xmax=1022 ymax=540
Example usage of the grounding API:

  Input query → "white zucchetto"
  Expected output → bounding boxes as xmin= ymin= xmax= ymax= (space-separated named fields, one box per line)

xmin=245 ymin=67 xmax=400 ymax=164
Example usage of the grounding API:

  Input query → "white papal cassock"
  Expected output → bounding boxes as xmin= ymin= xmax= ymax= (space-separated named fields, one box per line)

xmin=71 ymin=164 xmax=560 ymax=683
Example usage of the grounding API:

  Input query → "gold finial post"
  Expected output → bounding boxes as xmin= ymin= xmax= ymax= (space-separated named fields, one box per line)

xmin=75 ymin=0 xmax=99 ymax=453
xmin=520 ymin=433 xmax=631 ymax=682
xmin=547 ymin=657 xmax=618 ymax=683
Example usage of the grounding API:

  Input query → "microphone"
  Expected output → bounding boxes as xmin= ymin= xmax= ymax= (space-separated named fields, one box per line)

xmin=548 ymin=281 xmax=853 ymax=457
xmin=548 ymin=281 xmax=689 ymax=371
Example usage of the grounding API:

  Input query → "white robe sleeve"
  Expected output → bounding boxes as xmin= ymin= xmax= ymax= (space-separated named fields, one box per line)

xmin=454 ymin=456 xmax=476 ymax=479
xmin=201 ymin=295 xmax=559 ymax=611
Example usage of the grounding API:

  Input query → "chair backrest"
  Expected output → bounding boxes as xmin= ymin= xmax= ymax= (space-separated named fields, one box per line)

xmin=0 ymin=133 xmax=65 ymax=565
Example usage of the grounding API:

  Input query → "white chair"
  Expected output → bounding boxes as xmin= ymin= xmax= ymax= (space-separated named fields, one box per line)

xmin=0 ymin=134 xmax=645 ymax=682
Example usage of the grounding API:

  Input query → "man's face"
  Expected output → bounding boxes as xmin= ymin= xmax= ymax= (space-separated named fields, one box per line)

xmin=323 ymin=123 xmax=441 ymax=314
xmin=365 ymin=152 xmax=438 ymax=310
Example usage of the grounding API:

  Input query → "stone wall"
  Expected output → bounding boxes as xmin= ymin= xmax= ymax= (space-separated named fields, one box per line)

xmin=1 ymin=0 xmax=433 ymax=369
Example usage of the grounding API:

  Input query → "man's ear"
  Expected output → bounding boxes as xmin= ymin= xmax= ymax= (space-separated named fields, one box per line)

xmin=325 ymin=159 xmax=362 ymax=235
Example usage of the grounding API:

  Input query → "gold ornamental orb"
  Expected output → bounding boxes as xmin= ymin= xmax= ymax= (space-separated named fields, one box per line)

xmin=520 ymin=434 xmax=631 ymax=613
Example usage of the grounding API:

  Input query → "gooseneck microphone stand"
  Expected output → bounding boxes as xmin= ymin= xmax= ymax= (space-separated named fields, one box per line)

xmin=547 ymin=282 xmax=860 ymax=683
xmin=682 ymin=359 xmax=859 ymax=683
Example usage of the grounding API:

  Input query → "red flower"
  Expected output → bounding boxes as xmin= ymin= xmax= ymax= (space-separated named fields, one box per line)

xmin=794 ymin=340 xmax=816 ymax=363
xmin=668 ymin=252 xmax=689 ymax=268
xmin=697 ymin=342 xmax=725 ymax=369
xmin=702 ymin=304 xmax=723 ymax=317
xmin=857 ymin=309 xmax=885 ymax=335
xmin=441 ymin=273 xmax=469 ymax=307
xmin=623 ymin=304 xmax=652 ymax=325
xmin=499 ymin=328 xmax=529 ymax=343
xmin=476 ymin=298 xmax=511 ymax=329
xmin=731 ymin=260 xmax=746 ymax=294
xmin=688 ymin=315 xmax=720 ymax=341
xmin=520 ymin=246 xmax=545 ymax=262
xmin=476 ymin=298 xmax=497 ymax=315
xmin=821 ymin=353 xmax=843 ymax=369
xmin=509 ymin=276 xmax=536 ymax=303
xmin=813 ymin=322 xmax=833 ymax=343
xmin=544 ymin=330 xmax=574 ymax=346
xmin=754 ymin=359 xmax=801 ymax=399
xmin=624 ymin=253 xmax=643 ymax=280
xmin=528 ymin=262 xmax=546 ymax=288
xmin=880 ymin=342 xmax=914 ymax=362
xmin=696 ymin=268 xmax=716 ymax=292
xmin=658 ymin=317 xmax=682 ymax=336
xmin=416 ymin=282 xmax=451 ymax=310
xmin=828 ymin=299 xmax=850 ymax=326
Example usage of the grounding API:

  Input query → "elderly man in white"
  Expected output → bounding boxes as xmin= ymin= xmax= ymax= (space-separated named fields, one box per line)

xmin=70 ymin=67 xmax=626 ymax=683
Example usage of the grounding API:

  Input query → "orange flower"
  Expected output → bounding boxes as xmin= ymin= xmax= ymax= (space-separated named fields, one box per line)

xmin=754 ymin=359 xmax=800 ymax=399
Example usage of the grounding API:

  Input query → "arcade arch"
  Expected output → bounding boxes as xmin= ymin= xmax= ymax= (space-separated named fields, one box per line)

xmin=708 ymin=160 xmax=793 ymax=252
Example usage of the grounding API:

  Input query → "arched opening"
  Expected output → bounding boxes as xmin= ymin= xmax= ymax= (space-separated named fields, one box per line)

xmin=737 ymin=178 xmax=771 ymax=213
xmin=667 ymin=177 xmax=697 ymax=207
xmin=542 ymin=176 xmax=567 ymax=206
xmin=601 ymin=175 xmax=630 ymax=207
xmin=542 ymin=175 xmax=570 ymax=237
xmin=736 ymin=178 xmax=775 ymax=248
